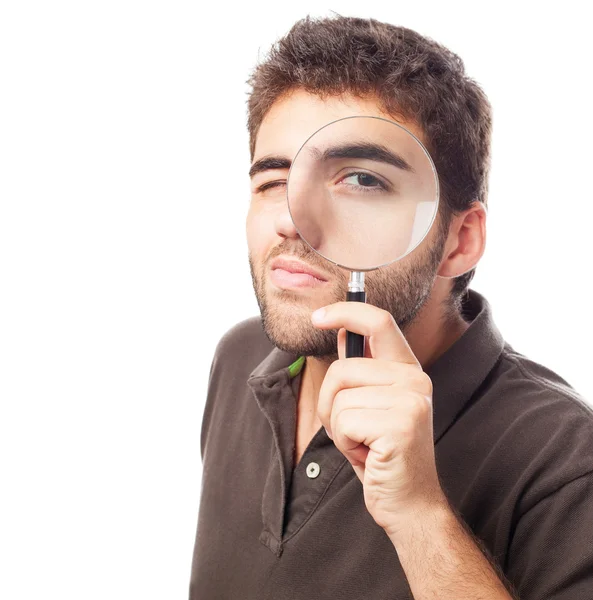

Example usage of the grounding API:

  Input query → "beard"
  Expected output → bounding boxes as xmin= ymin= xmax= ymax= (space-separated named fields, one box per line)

xmin=248 ymin=223 xmax=447 ymax=362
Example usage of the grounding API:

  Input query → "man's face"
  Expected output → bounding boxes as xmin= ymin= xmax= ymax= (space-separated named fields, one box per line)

xmin=247 ymin=89 xmax=447 ymax=360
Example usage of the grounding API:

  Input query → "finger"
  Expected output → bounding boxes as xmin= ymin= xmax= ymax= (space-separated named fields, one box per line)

xmin=317 ymin=358 xmax=430 ymax=431
xmin=327 ymin=385 xmax=433 ymax=441
xmin=337 ymin=328 xmax=346 ymax=361
xmin=332 ymin=407 xmax=395 ymax=466
xmin=327 ymin=385 xmax=401 ymax=439
xmin=312 ymin=301 xmax=419 ymax=364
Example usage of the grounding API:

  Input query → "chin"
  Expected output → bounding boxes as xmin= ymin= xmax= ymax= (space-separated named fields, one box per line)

xmin=261 ymin=300 xmax=338 ymax=358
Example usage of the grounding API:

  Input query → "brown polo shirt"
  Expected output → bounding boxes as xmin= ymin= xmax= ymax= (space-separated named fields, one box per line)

xmin=189 ymin=289 xmax=593 ymax=599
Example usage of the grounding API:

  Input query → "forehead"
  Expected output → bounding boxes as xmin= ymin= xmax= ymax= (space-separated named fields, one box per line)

xmin=252 ymin=88 xmax=426 ymax=162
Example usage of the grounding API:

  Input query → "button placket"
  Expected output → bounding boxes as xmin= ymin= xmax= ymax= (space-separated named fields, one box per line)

xmin=248 ymin=368 xmax=298 ymax=556
xmin=283 ymin=431 xmax=351 ymax=540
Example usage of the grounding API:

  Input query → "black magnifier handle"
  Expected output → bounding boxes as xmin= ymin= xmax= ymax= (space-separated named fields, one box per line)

xmin=346 ymin=271 xmax=366 ymax=358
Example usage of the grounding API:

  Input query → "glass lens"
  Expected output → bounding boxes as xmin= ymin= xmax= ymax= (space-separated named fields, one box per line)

xmin=286 ymin=115 xmax=439 ymax=271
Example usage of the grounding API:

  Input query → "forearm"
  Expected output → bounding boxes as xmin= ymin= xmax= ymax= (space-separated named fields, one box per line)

xmin=387 ymin=499 xmax=519 ymax=600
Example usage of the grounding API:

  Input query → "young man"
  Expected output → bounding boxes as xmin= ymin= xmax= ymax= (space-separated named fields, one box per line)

xmin=189 ymin=16 xmax=593 ymax=600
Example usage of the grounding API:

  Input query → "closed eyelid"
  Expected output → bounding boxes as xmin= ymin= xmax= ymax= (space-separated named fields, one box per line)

xmin=254 ymin=180 xmax=287 ymax=193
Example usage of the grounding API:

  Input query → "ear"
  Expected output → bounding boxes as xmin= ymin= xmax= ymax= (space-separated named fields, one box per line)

xmin=437 ymin=202 xmax=487 ymax=278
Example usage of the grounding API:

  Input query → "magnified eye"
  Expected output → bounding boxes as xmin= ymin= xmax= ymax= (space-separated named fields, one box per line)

xmin=339 ymin=172 xmax=389 ymax=193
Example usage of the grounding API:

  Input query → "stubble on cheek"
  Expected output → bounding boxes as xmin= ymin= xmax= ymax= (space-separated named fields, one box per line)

xmin=248 ymin=252 xmax=345 ymax=359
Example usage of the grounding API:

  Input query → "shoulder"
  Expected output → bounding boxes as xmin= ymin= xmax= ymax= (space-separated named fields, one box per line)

xmin=200 ymin=316 xmax=272 ymax=460
xmin=476 ymin=343 xmax=593 ymax=508
xmin=209 ymin=316 xmax=273 ymax=373
xmin=215 ymin=315 xmax=265 ymax=349
xmin=496 ymin=343 xmax=593 ymax=423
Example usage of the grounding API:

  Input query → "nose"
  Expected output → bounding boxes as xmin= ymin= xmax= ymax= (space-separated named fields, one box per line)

xmin=274 ymin=196 xmax=300 ymax=240
xmin=285 ymin=182 xmax=324 ymax=251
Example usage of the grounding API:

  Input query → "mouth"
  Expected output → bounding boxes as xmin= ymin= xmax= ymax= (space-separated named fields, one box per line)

xmin=269 ymin=256 xmax=329 ymax=290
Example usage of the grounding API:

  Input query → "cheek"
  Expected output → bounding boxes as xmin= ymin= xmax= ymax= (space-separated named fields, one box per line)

xmin=246 ymin=203 xmax=273 ymax=259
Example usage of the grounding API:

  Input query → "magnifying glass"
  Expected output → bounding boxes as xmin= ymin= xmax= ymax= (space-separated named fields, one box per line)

xmin=286 ymin=115 xmax=440 ymax=358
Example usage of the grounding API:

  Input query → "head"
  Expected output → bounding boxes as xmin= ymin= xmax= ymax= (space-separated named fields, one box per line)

xmin=245 ymin=15 xmax=490 ymax=359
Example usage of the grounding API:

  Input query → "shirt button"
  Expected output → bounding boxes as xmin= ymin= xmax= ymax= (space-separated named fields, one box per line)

xmin=306 ymin=462 xmax=320 ymax=479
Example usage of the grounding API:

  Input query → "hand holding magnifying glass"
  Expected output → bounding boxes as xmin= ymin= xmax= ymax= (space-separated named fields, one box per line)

xmin=285 ymin=116 xmax=448 ymax=540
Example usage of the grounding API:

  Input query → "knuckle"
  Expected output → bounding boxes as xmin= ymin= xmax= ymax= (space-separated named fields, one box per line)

xmin=378 ymin=310 xmax=396 ymax=330
xmin=332 ymin=408 xmax=344 ymax=436
xmin=316 ymin=395 xmax=329 ymax=421
xmin=396 ymin=366 xmax=433 ymax=397
xmin=333 ymin=387 xmax=349 ymax=408
xmin=415 ymin=371 xmax=433 ymax=397
xmin=400 ymin=365 xmax=432 ymax=395
xmin=327 ymin=358 xmax=345 ymax=380
xmin=338 ymin=412 xmax=355 ymax=440
xmin=408 ymin=391 xmax=431 ymax=419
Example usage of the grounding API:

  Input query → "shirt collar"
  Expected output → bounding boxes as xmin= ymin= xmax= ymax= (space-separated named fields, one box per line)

xmin=426 ymin=288 xmax=505 ymax=441
xmin=247 ymin=288 xmax=505 ymax=442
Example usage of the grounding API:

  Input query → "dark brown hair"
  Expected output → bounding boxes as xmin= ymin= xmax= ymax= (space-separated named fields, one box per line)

xmin=246 ymin=15 xmax=492 ymax=310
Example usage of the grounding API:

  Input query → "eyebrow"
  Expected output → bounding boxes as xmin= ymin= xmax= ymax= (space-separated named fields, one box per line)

xmin=317 ymin=142 xmax=415 ymax=173
xmin=249 ymin=156 xmax=291 ymax=179
xmin=249 ymin=142 xmax=414 ymax=179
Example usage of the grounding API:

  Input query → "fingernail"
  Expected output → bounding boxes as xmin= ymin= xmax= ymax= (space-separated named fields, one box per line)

xmin=324 ymin=427 xmax=333 ymax=440
xmin=312 ymin=307 xmax=326 ymax=322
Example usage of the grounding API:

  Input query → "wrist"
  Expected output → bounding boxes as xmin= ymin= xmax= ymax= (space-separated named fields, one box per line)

xmin=384 ymin=492 xmax=455 ymax=548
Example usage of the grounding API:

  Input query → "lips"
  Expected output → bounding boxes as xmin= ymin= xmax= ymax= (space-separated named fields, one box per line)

xmin=269 ymin=257 xmax=328 ymax=282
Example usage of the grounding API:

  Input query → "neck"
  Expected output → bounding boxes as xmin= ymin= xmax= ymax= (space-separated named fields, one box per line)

xmin=299 ymin=281 xmax=470 ymax=418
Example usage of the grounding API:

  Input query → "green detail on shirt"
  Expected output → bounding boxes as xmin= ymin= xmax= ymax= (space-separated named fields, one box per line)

xmin=288 ymin=355 xmax=305 ymax=378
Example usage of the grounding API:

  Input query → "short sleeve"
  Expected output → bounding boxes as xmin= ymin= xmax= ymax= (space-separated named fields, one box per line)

xmin=506 ymin=471 xmax=593 ymax=598
xmin=199 ymin=316 xmax=265 ymax=462
xmin=200 ymin=353 xmax=217 ymax=462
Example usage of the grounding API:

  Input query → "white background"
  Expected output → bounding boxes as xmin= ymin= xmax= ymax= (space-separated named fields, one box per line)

xmin=1 ymin=1 xmax=591 ymax=598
